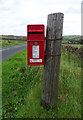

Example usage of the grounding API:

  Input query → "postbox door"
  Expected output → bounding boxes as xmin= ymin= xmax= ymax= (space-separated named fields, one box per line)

xmin=28 ymin=41 xmax=44 ymax=65
xmin=27 ymin=24 xmax=45 ymax=65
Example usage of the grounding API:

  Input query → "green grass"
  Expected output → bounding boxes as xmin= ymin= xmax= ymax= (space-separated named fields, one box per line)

xmin=62 ymin=44 xmax=83 ymax=47
xmin=63 ymin=35 xmax=80 ymax=40
xmin=0 ymin=40 xmax=26 ymax=47
xmin=0 ymin=63 xmax=2 ymax=119
xmin=2 ymin=49 xmax=81 ymax=118
xmin=69 ymin=44 xmax=83 ymax=47
xmin=0 ymin=40 xmax=2 ymax=47
xmin=62 ymin=40 xmax=68 ymax=44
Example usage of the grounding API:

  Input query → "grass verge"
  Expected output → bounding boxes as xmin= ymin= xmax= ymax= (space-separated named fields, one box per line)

xmin=0 ymin=40 xmax=26 ymax=47
xmin=0 ymin=63 xmax=2 ymax=119
xmin=2 ymin=49 xmax=81 ymax=118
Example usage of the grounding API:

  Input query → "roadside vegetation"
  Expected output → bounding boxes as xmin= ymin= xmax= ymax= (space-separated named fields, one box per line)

xmin=0 ymin=63 xmax=2 ymax=119
xmin=2 ymin=48 xmax=81 ymax=118
xmin=62 ymin=44 xmax=83 ymax=47
xmin=1 ymin=40 xmax=26 ymax=47
xmin=0 ymin=35 xmax=27 ymax=47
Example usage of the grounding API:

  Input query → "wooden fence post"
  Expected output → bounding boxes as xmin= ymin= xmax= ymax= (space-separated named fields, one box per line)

xmin=41 ymin=13 xmax=64 ymax=109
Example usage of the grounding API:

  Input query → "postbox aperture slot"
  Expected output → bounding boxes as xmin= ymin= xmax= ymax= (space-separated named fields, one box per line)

xmin=28 ymin=32 xmax=43 ymax=34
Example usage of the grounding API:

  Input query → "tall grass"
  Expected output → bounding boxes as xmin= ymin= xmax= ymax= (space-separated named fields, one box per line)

xmin=2 ymin=49 xmax=81 ymax=118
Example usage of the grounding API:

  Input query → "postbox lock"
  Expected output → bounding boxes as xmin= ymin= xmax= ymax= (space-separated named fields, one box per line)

xmin=35 ymin=41 xmax=37 ymax=44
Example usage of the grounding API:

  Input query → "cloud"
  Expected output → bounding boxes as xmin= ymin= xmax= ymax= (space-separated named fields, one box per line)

xmin=64 ymin=14 xmax=81 ymax=35
xmin=0 ymin=0 xmax=81 ymax=35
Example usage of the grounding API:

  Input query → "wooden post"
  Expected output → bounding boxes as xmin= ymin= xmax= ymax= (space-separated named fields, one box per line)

xmin=41 ymin=13 xmax=64 ymax=109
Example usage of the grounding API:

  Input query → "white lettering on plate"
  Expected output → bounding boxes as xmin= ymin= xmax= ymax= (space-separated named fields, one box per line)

xmin=30 ymin=59 xmax=42 ymax=62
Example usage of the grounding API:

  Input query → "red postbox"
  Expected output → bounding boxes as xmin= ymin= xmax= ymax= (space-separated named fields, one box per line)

xmin=27 ymin=24 xmax=45 ymax=65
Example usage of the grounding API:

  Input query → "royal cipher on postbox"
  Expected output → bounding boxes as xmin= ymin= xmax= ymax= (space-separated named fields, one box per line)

xmin=27 ymin=24 xmax=45 ymax=65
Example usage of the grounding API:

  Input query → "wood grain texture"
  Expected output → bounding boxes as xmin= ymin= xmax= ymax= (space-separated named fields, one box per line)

xmin=41 ymin=13 xmax=64 ymax=108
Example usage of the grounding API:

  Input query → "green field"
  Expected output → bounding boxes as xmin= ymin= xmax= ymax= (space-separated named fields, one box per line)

xmin=62 ymin=44 xmax=83 ymax=47
xmin=2 ymin=49 xmax=81 ymax=118
xmin=0 ymin=34 xmax=81 ymax=47
xmin=0 ymin=40 xmax=26 ymax=47
xmin=62 ymin=35 xmax=81 ymax=44
xmin=63 ymin=35 xmax=80 ymax=39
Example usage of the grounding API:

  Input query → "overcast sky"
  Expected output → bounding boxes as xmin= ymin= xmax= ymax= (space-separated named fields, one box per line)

xmin=0 ymin=0 xmax=81 ymax=36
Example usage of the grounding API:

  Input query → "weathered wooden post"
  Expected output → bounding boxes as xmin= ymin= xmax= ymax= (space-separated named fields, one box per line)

xmin=41 ymin=13 xmax=64 ymax=109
